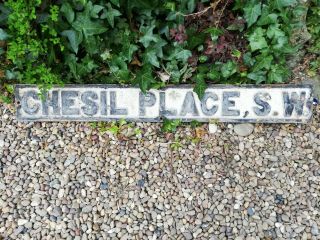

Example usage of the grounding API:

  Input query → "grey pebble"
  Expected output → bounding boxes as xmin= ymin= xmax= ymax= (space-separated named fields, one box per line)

xmin=311 ymin=224 xmax=319 ymax=236
xmin=233 ymin=123 xmax=254 ymax=137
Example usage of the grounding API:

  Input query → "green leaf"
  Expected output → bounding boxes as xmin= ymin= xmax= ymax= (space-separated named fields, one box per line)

xmin=122 ymin=43 xmax=138 ymax=62
xmin=139 ymin=25 xmax=158 ymax=48
xmin=273 ymin=36 xmax=288 ymax=49
xmin=66 ymin=54 xmax=97 ymax=79
xmin=193 ymin=74 xmax=207 ymax=99
xmin=150 ymin=37 xmax=167 ymax=58
xmin=221 ymin=61 xmax=237 ymax=78
xmin=243 ymin=52 xmax=256 ymax=66
xmin=266 ymin=24 xmax=285 ymax=39
xmin=101 ymin=3 xmax=121 ymax=28
xmin=90 ymin=5 xmax=104 ymax=18
xmin=61 ymin=2 xmax=75 ymax=23
xmin=162 ymin=119 xmax=181 ymax=133
xmin=167 ymin=46 xmax=192 ymax=62
xmin=273 ymin=0 xmax=297 ymax=10
xmin=187 ymin=28 xmax=206 ymax=49
xmin=247 ymin=71 xmax=267 ymax=83
xmin=207 ymin=67 xmax=221 ymax=81
xmin=0 ymin=28 xmax=9 ymax=40
xmin=244 ymin=2 xmax=261 ymax=27
xmin=72 ymin=6 xmax=108 ymax=38
xmin=187 ymin=0 xmax=196 ymax=13
xmin=78 ymin=55 xmax=98 ymax=76
xmin=136 ymin=65 xmax=153 ymax=93
xmin=248 ymin=27 xmax=268 ymax=51
xmin=253 ymin=55 xmax=273 ymax=71
xmin=257 ymin=5 xmax=278 ymax=26
xmin=204 ymin=27 xmax=224 ymax=41
xmin=61 ymin=30 xmax=83 ymax=54
xmin=143 ymin=49 xmax=160 ymax=67
xmin=110 ymin=0 xmax=120 ymax=7
xmin=267 ymin=65 xmax=289 ymax=83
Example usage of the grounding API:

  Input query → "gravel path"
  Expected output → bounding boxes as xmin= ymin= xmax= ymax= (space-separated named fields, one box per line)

xmin=0 ymin=103 xmax=320 ymax=240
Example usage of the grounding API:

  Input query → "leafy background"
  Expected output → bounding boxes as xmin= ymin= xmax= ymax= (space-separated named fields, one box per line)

xmin=0 ymin=0 xmax=319 ymax=100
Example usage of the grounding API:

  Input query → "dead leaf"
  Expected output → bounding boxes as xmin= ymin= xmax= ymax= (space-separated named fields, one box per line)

xmin=130 ymin=56 xmax=142 ymax=66
xmin=195 ymin=127 xmax=206 ymax=138
xmin=157 ymin=71 xmax=170 ymax=82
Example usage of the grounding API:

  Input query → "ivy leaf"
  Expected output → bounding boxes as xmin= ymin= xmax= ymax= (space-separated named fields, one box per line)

xmin=90 ymin=5 xmax=104 ymax=18
xmin=143 ymin=49 xmax=160 ymax=67
xmin=72 ymin=9 xmax=108 ymax=38
xmin=248 ymin=27 xmax=268 ymax=51
xmin=0 ymin=28 xmax=9 ymax=40
xmin=193 ymin=74 xmax=207 ymax=99
xmin=152 ymin=37 xmax=167 ymax=58
xmin=266 ymin=24 xmax=285 ymax=39
xmin=257 ymin=5 xmax=278 ymax=26
xmin=167 ymin=46 xmax=192 ymax=62
xmin=243 ymin=2 xmax=261 ymax=27
xmin=139 ymin=25 xmax=158 ymax=48
xmin=66 ymin=54 xmax=97 ymax=79
xmin=122 ymin=43 xmax=138 ymax=62
xmin=61 ymin=30 xmax=83 ymax=54
xmin=248 ymin=71 xmax=267 ymax=83
xmin=187 ymin=28 xmax=206 ymax=49
xmin=204 ymin=27 xmax=224 ymax=41
xmin=221 ymin=61 xmax=237 ymax=78
xmin=207 ymin=67 xmax=221 ymax=81
xmin=268 ymin=65 xmax=289 ymax=83
xmin=273 ymin=36 xmax=288 ymax=49
xmin=243 ymin=52 xmax=256 ymax=67
xmin=253 ymin=55 xmax=273 ymax=71
xmin=273 ymin=0 xmax=297 ymax=10
xmin=258 ymin=13 xmax=278 ymax=26
xmin=0 ymin=4 xmax=10 ymax=24
xmin=187 ymin=0 xmax=196 ymax=13
xmin=110 ymin=0 xmax=120 ymax=7
xmin=136 ymin=65 xmax=153 ymax=93
xmin=101 ymin=3 xmax=121 ymax=27
xmin=60 ymin=2 xmax=75 ymax=23
xmin=77 ymin=55 xmax=98 ymax=76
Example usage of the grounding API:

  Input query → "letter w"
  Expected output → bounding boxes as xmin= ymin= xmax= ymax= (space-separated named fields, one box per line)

xmin=283 ymin=91 xmax=306 ymax=117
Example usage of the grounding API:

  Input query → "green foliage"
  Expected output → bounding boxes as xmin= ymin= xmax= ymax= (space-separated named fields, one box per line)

xmin=0 ymin=0 xmax=315 ymax=97
xmin=3 ymin=0 xmax=63 ymax=91
xmin=162 ymin=119 xmax=182 ymax=133
xmin=170 ymin=136 xmax=183 ymax=150
xmin=306 ymin=0 xmax=320 ymax=76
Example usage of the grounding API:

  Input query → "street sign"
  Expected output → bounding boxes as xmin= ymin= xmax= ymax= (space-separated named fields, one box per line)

xmin=15 ymin=84 xmax=313 ymax=123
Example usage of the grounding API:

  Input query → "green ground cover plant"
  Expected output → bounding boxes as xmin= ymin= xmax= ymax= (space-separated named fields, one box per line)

xmin=0 ymin=0 xmax=318 ymax=101
xmin=306 ymin=0 xmax=320 ymax=76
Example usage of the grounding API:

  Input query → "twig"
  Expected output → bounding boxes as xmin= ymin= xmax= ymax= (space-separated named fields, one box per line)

xmin=176 ymin=0 xmax=222 ymax=18
xmin=215 ymin=0 xmax=230 ymax=27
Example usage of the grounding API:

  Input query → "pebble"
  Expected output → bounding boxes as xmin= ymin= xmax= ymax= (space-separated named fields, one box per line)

xmin=0 ymin=181 xmax=5 ymax=190
xmin=208 ymin=123 xmax=218 ymax=134
xmin=247 ymin=207 xmax=255 ymax=216
xmin=233 ymin=123 xmax=254 ymax=136
xmin=0 ymin=104 xmax=319 ymax=239
xmin=17 ymin=219 xmax=28 ymax=226
xmin=82 ymin=205 xmax=93 ymax=213
xmin=311 ymin=224 xmax=319 ymax=236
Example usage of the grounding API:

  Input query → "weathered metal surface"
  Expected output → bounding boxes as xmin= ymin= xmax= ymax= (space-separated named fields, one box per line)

xmin=15 ymin=84 xmax=313 ymax=123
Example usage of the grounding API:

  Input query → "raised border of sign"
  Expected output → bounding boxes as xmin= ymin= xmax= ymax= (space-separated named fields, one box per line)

xmin=15 ymin=84 xmax=313 ymax=123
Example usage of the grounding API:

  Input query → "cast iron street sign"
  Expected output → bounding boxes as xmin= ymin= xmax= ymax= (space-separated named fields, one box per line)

xmin=15 ymin=84 xmax=313 ymax=123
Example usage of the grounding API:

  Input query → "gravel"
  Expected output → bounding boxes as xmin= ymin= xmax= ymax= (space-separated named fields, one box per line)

xmin=0 ymin=103 xmax=320 ymax=239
